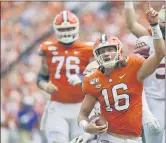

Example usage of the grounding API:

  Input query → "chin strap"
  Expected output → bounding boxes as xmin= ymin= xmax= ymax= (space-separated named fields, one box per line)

xmin=98 ymin=65 xmax=105 ymax=74
xmin=98 ymin=60 xmax=127 ymax=74
xmin=103 ymin=62 xmax=116 ymax=68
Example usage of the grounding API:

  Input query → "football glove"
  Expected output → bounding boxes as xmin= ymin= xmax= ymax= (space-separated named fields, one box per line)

xmin=145 ymin=117 xmax=161 ymax=133
xmin=68 ymin=75 xmax=82 ymax=86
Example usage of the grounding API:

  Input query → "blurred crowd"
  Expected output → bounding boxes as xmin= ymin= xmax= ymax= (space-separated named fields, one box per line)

xmin=1 ymin=1 xmax=164 ymax=143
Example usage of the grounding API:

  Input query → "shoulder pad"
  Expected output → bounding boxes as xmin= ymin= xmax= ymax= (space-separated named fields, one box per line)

xmin=85 ymin=42 xmax=94 ymax=46
xmin=43 ymin=41 xmax=53 ymax=45
xmin=85 ymin=61 xmax=99 ymax=71
xmin=83 ymin=61 xmax=98 ymax=76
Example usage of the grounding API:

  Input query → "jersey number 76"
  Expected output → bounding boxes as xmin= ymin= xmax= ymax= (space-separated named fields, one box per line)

xmin=52 ymin=56 xmax=80 ymax=79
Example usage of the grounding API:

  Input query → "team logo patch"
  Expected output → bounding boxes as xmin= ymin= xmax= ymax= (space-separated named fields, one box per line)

xmin=90 ymin=78 xmax=99 ymax=84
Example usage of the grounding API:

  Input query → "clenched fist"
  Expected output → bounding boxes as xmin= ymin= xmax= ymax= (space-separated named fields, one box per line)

xmin=40 ymin=81 xmax=58 ymax=94
xmin=68 ymin=75 xmax=82 ymax=86
xmin=146 ymin=7 xmax=159 ymax=25
xmin=84 ymin=117 xmax=108 ymax=134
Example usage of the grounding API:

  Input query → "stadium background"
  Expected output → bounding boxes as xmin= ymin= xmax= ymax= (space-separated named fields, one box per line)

xmin=1 ymin=1 xmax=164 ymax=143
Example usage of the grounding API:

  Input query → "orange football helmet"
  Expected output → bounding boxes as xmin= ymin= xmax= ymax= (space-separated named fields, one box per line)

xmin=93 ymin=34 xmax=124 ymax=68
xmin=53 ymin=11 xmax=79 ymax=44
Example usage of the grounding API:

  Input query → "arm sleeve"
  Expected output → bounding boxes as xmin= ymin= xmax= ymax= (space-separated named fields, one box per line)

xmin=37 ymin=43 xmax=47 ymax=56
xmin=131 ymin=54 xmax=145 ymax=69
xmin=82 ymin=77 xmax=91 ymax=94
xmin=82 ymin=76 xmax=98 ymax=98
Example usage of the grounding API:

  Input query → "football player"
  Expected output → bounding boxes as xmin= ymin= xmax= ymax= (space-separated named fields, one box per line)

xmin=37 ymin=11 xmax=94 ymax=143
xmin=124 ymin=2 xmax=165 ymax=143
xmin=77 ymin=7 xmax=164 ymax=143
xmin=69 ymin=54 xmax=160 ymax=143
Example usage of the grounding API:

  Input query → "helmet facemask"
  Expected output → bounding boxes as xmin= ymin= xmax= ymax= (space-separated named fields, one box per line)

xmin=54 ymin=25 xmax=79 ymax=44
xmin=94 ymin=45 xmax=120 ymax=68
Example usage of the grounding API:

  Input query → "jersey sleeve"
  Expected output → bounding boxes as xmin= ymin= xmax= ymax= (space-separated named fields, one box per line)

xmin=38 ymin=40 xmax=54 ymax=56
xmin=82 ymin=76 xmax=98 ymax=97
xmin=131 ymin=54 xmax=145 ymax=69
xmin=38 ymin=41 xmax=53 ymax=67
xmin=37 ymin=43 xmax=47 ymax=56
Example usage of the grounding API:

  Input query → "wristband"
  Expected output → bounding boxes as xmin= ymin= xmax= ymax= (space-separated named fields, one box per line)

xmin=79 ymin=120 xmax=88 ymax=130
xmin=150 ymin=23 xmax=158 ymax=27
xmin=37 ymin=74 xmax=49 ymax=87
xmin=124 ymin=2 xmax=134 ymax=9
xmin=150 ymin=24 xmax=163 ymax=39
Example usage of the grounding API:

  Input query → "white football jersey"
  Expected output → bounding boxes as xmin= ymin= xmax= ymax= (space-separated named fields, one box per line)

xmin=139 ymin=36 xmax=165 ymax=99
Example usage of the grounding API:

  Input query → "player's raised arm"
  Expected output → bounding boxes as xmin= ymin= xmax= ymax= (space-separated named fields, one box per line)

xmin=124 ymin=1 xmax=149 ymax=37
xmin=137 ymin=7 xmax=165 ymax=82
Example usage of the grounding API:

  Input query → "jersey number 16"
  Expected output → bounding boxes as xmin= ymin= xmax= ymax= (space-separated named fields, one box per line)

xmin=101 ymin=83 xmax=130 ymax=112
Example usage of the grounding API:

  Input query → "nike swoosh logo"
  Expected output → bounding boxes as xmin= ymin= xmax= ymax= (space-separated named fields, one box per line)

xmin=119 ymin=74 xmax=126 ymax=79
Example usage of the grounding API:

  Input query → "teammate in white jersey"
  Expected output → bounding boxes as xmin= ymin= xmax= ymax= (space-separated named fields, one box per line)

xmin=124 ymin=2 xmax=165 ymax=143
